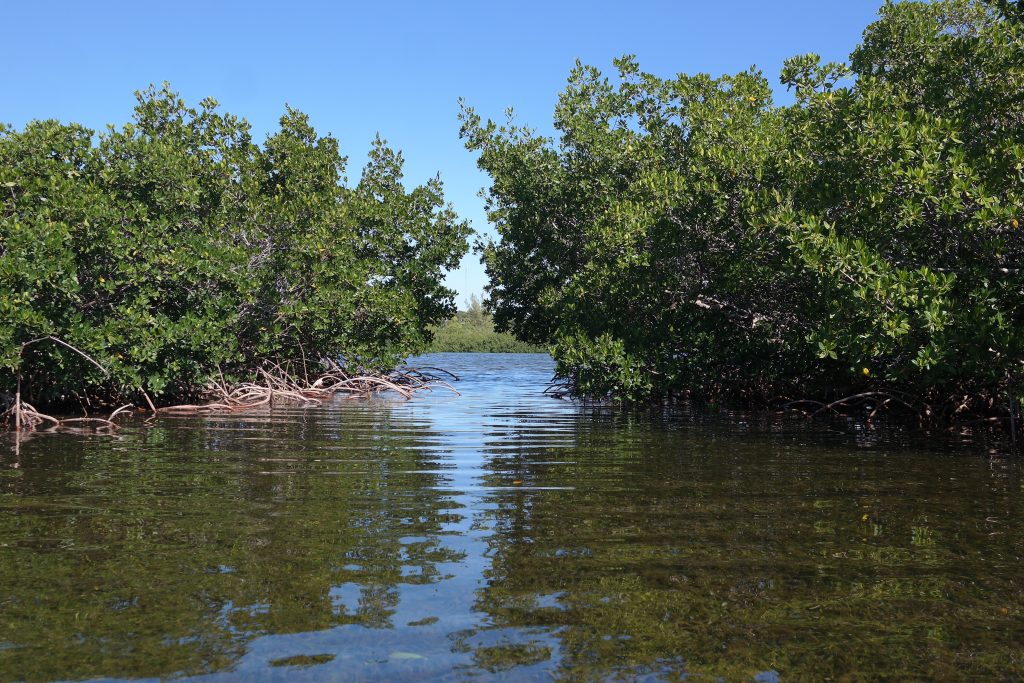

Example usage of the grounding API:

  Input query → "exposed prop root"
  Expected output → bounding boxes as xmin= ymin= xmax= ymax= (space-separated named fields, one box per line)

xmin=543 ymin=378 xmax=573 ymax=400
xmin=769 ymin=389 xmax=1024 ymax=445
xmin=410 ymin=366 xmax=461 ymax=381
xmin=3 ymin=363 xmax=459 ymax=432
xmin=155 ymin=363 xmax=459 ymax=416
xmin=808 ymin=391 xmax=917 ymax=418
xmin=2 ymin=335 xmax=123 ymax=434
xmin=2 ymin=400 xmax=114 ymax=434
xmin=770 ymin=391 xmax=920 ymax=419
xmin=109 ymin=404 xmax=135 ymax=421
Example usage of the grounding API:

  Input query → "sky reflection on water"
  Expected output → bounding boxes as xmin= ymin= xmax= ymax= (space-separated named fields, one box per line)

xmin=0 ymin=353 xmax=1022 ymax=681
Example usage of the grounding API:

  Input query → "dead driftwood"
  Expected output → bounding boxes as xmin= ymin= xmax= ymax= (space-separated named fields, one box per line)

xmin=2 ymin=361 xmax=458 ymax=433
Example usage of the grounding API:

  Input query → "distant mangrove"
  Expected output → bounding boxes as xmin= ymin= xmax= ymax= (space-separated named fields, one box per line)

xmin=428 ymin=295 xmax=546 ymax=353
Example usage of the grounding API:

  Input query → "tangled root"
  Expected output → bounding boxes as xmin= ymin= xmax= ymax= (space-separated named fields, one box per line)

xmin=3 ymin=361 xmax=459 ymax=432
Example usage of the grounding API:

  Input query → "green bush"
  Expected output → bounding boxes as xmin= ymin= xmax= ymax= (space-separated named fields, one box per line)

xmin=428 ymin=295 xmax=546 ymax=353
xmin=0 ymin=86 xmax=470 ymax=410
xmin=462 ymin=0 xmax=1024 ymax=413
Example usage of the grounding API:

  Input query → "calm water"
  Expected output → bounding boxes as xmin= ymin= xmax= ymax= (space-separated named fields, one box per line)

xmin=1 ymin=353 xmax=1022 ymax=681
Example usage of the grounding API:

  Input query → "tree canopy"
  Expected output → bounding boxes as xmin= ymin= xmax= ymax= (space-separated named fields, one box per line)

xmin=463 ymin=0 xmax=1024 ymax=418
xmin=1 ymin=85 xmax=470 ymax=410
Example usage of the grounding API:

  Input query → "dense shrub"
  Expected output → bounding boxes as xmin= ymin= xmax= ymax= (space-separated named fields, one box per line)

xmin=0 ymin=86 xmax=469 ymax=410
xmin=428 ymin=295 xmax=546 ymax=353
xmin=462 ymin=0 xmax=1024 ymax=415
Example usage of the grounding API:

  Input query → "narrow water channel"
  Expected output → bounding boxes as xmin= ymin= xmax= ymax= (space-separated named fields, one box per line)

xmin=1 ymin=353 xmax=1021 ymax=681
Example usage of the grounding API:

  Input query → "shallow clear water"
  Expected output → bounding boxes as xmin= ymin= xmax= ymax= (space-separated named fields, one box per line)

xmin=1 ymin=353 xmax=1022 ymax=681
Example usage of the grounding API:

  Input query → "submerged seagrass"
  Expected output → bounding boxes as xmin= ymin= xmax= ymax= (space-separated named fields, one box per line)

xmin=0 ymin=353 xmax=1021 ymax=681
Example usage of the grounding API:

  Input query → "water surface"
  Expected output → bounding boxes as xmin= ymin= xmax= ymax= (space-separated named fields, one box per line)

xmin=1 ymin=353 xmax=1022 ymax=681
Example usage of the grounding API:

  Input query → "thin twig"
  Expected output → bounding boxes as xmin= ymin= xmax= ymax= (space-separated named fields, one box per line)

xmin=22 ymin=336 xmax=109 ymax=377
xmin=409 ymin=366 xmax=461 ymax=381
xmin=140 ymin=389 xmax=157 ymax=414
xmin=109 ymin=404 xmax=135 ymax=421
xmin=61 ymin=417 xmax=119 ymax=429
xmin=14 ymin=374 xmax=21 ymax=434
xmin=810 ymin=391 xmax=916 ymax=418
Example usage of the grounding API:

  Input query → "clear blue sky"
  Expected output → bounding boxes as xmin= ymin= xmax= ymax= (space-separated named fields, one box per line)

xmin=2 ymin=0 xmax=884 ymax=307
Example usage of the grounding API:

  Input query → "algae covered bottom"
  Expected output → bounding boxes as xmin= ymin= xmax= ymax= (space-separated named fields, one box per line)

xmin=1 ymin=353 xmax=1021 ymax=681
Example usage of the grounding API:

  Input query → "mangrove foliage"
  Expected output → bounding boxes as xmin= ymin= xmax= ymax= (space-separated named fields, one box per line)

xmin=462 ymin=0 xmax=1024 ymax=421
xmin=1 ymin=86 xmax=470 ymax=419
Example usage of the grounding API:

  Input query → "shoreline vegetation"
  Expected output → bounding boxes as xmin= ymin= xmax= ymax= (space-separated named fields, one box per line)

xmin=1 ymin=86 xmax=470 ymax=431
xmin=427 ymin=295 xmax=547 ymax=353
xmin=464 ymin=0 xmax=1024 ymax=436
xmin=5 ymin=2 xmax=1024 ymax=446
